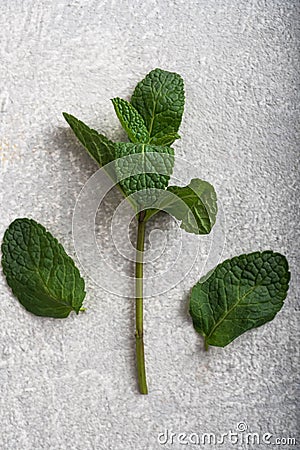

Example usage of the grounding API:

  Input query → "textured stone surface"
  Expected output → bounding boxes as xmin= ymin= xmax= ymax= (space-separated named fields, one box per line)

xmin=0 ymin=1 xmax=299 ymax=449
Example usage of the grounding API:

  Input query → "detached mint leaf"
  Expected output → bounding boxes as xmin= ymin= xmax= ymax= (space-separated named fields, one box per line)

xmin=189 ymin=251 xmax=290 ymax=348
xmin=114 ymin=142 xmax=174 ymax=210
xmin=63 ymin=112 xmax=115 ymax=167
xmin=166 ymin=179 xmax=217 ymax=234
xmin=131 ymin=68 xmax=184 ymax=145
xmin=111 ymin=97 xmax=150 ymax=143
xmin=1 ymin=218 xmax=86 ymax=318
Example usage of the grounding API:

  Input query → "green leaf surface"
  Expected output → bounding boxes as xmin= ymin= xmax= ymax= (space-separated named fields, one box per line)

xmin=114 ymin=142 xmax=174 ymax=209
xmin=153 ymin=132 xmax=181 ymax=146
xmin=63 ymin=112 xmax=115 ymax=167
xmin=131 ymin=68 xmax=184 ymax=145
xmin=111 ymin=97 xmax=150 ymax=143
xmin=189 ymin=251 xmax=290 ymax=347
xmin=166 ymin=179 xmax=217 ymax=234
xmin=1 ymin=218 xmax=86 ymax=318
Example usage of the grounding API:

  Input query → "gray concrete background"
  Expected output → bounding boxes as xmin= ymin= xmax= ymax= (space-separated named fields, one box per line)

xmin=0 ymin=1 xmax=299 ymax=449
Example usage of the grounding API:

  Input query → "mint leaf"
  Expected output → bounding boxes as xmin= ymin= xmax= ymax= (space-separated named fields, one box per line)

xmin=131 ymin=68 xmax=184 ymax=145
xmin=189 ymin=251 xmax=290 ymax=348
xmin=63 ymin=112 xmax=115 ymax=167
xmin=111 ymin=97 xmax=150 ymax=143
xmin=166 ymin=179 xmax=217 ymax=234
xmin=153 ymin=132 xmax=181 ymax=146
xmin=114 ymin=142 xmax=174 ymax=210
xmin=1 ymin=218 xmax=86 ymax=318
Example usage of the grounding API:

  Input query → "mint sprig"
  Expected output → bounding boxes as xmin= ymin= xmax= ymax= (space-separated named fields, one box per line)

xmin=63 ymin=68 xmax=217 ymax=393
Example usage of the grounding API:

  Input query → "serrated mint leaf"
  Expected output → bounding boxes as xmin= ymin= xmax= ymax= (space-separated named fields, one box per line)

xmin=1 ymin=218 xmax=86 ymax=318
xmin=111 ymin=97 xmax=150 ymax=144
xmin=189 ymin=251 xmax=290 ymax=348
xmin=166 ymin=179 xmax=217 ymax=234
xmin=131 ymin=68 xmax=184 ymax=145
xmin=114 ymin=142 xmax=174 ymax=210
xmin=63 ymin=112 xmax=115 ymax=167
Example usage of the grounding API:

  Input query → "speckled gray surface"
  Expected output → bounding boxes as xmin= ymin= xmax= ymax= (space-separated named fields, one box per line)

xmin=0 ymin=1 xmax=299 ymax=449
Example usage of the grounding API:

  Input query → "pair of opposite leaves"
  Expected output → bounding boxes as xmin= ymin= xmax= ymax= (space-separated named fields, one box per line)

xmin=1 ymin=69 xmax=290 ymax=348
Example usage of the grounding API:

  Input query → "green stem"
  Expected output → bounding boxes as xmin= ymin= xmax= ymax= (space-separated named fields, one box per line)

xmin=204 ymin=337 xmax=209 ymax=351
xmin=135 ymin=210 xmax=148 ymax=394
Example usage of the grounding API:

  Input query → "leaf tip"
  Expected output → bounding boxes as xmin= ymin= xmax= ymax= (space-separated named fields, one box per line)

xmin=62 ymin=112 xmax=71 ymax=123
